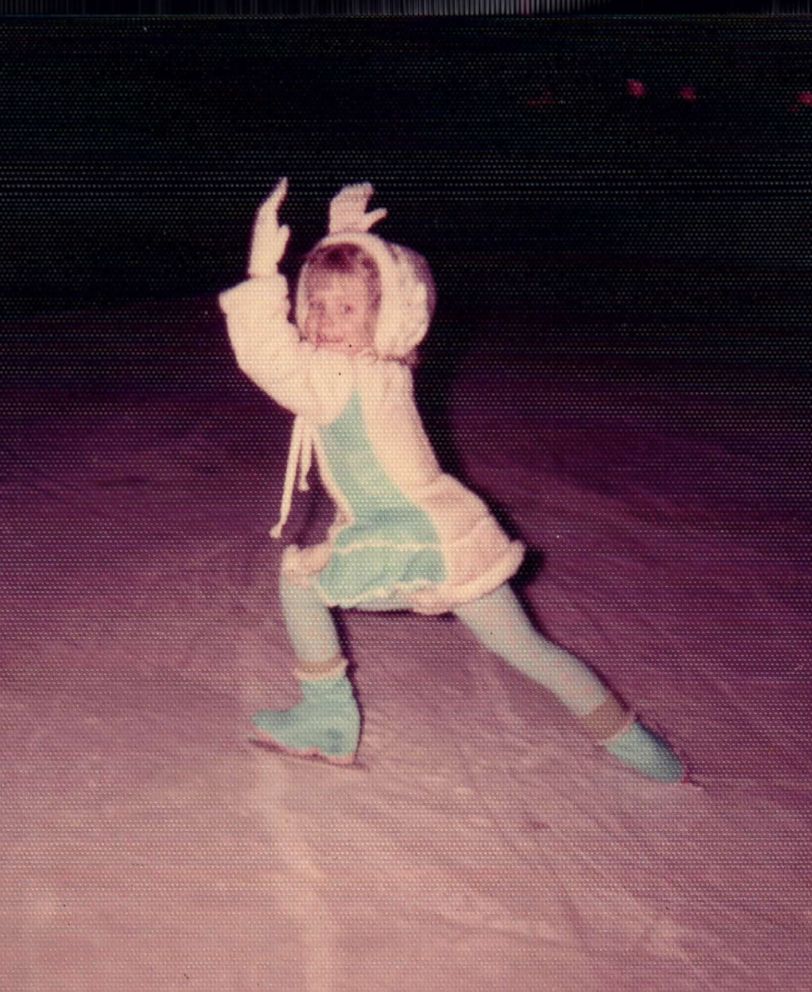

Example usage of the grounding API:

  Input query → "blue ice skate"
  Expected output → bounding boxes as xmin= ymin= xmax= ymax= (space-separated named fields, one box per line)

xmin=251 ymin=664 xmax=360 ymax=766
xmin=603 ymin=719 xmax=685 ymax=783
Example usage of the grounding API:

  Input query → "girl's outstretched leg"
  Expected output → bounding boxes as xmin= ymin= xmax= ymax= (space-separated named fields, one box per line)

xmin=454 ymin=583 xmax=684 ymax=783
xmin=250 ymin=573 xmax=360 ymax=765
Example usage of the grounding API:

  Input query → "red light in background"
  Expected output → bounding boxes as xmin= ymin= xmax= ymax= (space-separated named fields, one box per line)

xmin=791 ymin=90 xmax=812 ymax=111
xmin=526 ymin=89 xmax=557 ymax=109
xmin=524 ymin=81 xmax=811 ymax=112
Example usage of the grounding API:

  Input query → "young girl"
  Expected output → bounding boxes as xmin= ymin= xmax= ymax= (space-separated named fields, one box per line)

xmin=219 ymin=179 xmax=685 ymax=783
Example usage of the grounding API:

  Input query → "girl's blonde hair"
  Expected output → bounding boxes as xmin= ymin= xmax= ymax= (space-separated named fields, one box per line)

xmin=301 ymin=243 xmax=420 ymax=368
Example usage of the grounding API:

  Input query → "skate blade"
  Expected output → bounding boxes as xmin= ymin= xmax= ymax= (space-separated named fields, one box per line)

xmin=248 ymin=736 xmax=363 ymax=769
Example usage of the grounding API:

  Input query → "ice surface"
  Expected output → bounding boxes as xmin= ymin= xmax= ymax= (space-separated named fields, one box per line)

xmin=1 ymin=299 xmax=810 ymax=991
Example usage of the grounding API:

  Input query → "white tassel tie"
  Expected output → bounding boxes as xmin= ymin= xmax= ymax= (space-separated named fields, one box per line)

xmin=270 ymin=415 xmax=314 ymax=539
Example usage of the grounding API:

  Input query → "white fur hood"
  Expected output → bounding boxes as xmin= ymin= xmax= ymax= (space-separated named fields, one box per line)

xmin=294 ymin=194 xmax=437 ymax=361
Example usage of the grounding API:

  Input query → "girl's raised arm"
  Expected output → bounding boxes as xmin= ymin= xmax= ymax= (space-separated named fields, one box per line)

xmin=247 ymin=177 xmax=291 ymax=278
xmin=219 ymin=180 xmax=353 ymax=426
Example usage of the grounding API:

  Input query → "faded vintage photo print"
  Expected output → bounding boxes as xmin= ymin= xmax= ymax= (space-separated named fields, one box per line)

xmin=2 ymin=4 xmax=810 ymax=990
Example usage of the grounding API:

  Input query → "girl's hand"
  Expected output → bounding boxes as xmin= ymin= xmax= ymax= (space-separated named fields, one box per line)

xmin=248 ymin=177 xmax=291 ymax=277
xmin=328 ymin=182 xmax=387 ymax=234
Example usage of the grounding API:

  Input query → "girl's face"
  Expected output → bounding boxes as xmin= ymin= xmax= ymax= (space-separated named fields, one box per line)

xmin=304 ymin=271 xmax=376 ymax=356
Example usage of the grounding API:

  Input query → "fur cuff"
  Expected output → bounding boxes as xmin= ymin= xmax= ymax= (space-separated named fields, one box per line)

xmin=581 ymin=695 xmax=635 ymax=743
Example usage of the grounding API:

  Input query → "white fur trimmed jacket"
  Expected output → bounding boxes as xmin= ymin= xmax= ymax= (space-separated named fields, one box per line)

xmin=219 ymin=233 xmax=523 ymax=615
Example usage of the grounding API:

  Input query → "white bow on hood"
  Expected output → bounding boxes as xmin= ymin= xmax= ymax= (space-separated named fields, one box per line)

xmin=270 ymin=183 xmax=437 ymax=538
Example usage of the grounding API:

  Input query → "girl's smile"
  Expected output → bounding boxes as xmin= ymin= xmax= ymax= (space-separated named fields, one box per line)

xmin=304 ymin=272 xmax=376 ymax=355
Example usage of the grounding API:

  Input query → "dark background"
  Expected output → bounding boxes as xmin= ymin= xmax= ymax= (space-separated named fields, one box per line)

xmin=2 ymin=15 xmax=811 ymax=380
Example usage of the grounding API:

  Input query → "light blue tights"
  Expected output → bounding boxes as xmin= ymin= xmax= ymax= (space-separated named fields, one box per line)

xmin=279 ymin=576 xmax=609 ymax=717
xmin=454 ymin=583 xmax=610 ymax=716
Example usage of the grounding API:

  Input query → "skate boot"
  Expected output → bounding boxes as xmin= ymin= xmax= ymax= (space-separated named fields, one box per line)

xmin=251 ymin=657 xmax=360 ymax=765
xmin=583 ymin=695 xmax=685 ymax=783
xmin=603 ymin=719 xmax=685 ymax=783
